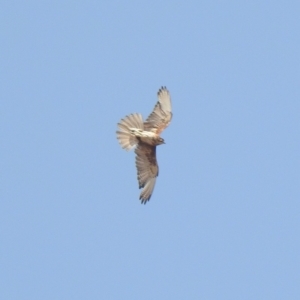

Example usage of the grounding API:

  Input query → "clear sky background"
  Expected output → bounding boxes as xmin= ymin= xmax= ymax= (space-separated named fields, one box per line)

xmin=1 ymin=1 xmax=299 ymax=299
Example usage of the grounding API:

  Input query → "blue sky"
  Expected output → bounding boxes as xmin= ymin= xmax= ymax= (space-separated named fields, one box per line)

xmin=1 ymin=1 xmax=299 ymax=299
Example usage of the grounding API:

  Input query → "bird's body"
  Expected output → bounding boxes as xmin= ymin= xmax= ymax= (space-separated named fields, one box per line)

xmin=130 ymin=128 xmax=165 ymax=146
xmin=116 ymin=87 xmax=172 ymax=204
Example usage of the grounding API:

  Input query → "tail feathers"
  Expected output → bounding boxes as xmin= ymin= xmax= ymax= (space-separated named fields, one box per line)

xmin=116 ymin=113 xmax=144 ymax=151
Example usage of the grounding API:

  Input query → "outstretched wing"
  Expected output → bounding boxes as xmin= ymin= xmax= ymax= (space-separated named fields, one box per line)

xmin=144 ymin=86 xmax=172 ymax=134
xmin=135 ymin=142 xmax=159 ymax=204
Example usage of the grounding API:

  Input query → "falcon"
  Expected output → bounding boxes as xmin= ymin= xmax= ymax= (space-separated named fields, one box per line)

xmin=116 ymin=87 xmax=172 ymax=204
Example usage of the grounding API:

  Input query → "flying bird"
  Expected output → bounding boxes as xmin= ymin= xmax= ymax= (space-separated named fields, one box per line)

xmin=116 ymin=87 xmax=172 ymax=204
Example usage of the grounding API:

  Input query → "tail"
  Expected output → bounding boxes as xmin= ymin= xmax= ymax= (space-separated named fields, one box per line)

xmin=116 ymin=113 xmax=144 ymax=151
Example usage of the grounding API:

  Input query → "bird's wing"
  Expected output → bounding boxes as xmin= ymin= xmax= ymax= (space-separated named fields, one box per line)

xmin=135 ymin=142 xmax=159 ymax=204
xmin=144 ymin=87 xmax=172 ymax=134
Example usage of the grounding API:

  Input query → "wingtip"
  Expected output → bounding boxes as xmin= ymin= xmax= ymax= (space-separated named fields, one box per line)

xmin=140 ymin=196 xmax=151 ymax=204
xmin=157 ymin=86 xmax=168 ymax=95
xmin=139 ymin=193 xmax=151 ymax=204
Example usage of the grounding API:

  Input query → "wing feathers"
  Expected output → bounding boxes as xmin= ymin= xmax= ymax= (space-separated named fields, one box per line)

xmin=135 ymin=142 xmax=158 ymax=203
xmin=144 ymin=86 xmax=172 ymax=134
xmin=139 ymin=178 xmax=156 ymax=204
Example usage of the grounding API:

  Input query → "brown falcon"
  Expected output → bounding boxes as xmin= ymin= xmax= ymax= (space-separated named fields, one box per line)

xmin=116 ymin=87 xmax=172 ymax=204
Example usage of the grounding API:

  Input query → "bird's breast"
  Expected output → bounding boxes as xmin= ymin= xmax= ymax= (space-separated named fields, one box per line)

xmin=138 ymin=131 xmax=160 ymax=146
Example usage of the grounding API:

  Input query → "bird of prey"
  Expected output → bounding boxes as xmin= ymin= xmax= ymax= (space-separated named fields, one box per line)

xmin=116 ymin=87 xmax=172 ymax=204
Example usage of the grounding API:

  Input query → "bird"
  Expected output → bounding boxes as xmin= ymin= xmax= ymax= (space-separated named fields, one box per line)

xmin=116 ymin=87 xmax=172 ymax=204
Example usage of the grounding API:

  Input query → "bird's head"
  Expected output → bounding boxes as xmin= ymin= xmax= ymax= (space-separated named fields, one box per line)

xmin=157 ymin=137 xmax=165 ymax=145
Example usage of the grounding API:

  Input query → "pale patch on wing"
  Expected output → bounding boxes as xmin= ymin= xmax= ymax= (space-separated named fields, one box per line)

xmin=144 ymin=86 xmax=172 ymax=134
xmin=135 ymin=142 xmax=159 ymax=203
